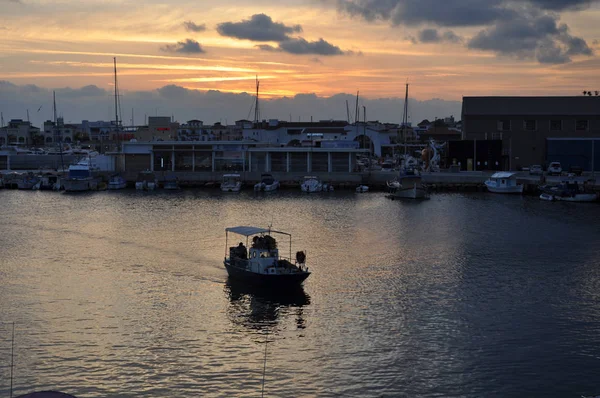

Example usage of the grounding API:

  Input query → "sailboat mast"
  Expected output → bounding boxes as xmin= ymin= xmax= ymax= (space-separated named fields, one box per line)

xmin=53 ymin=91 xmax=65 ymax=172
xmin=114 ymin=57 xmax=119 ymax=130
xmin=402 ymin=83 xmax=409 ymax=155
xmin=254 ymin=76 xmax=260 ymax=126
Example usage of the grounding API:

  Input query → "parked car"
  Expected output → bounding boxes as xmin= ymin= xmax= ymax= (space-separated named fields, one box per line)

xmin=529 ymin=165 xmax=543 ymax=175
xmin=547 ymin=162 xmax=562 ymax=176
xmin=568 ymin=165 xmax=583 ymax=176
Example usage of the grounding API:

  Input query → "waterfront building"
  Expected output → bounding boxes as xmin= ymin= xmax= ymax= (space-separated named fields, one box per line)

xmin=42 ymin=118 xmax=75 ymax=144
xmin=120 ymin=140 xmax=367 ymax=182
xmin=462 ymin=96 xmax=600 ymax=170
xmin=242 ymin=119 xmax=403 ymax=157
xmin=136 ymin=116 xmax=179 ymax=141
xmin=0 ymin=119 xmax=41 ymax=146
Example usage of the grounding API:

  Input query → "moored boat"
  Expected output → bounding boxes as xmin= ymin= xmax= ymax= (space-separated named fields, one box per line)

xmin=301 ymin=176 xmax=322 ymax=192
xmin=356 ymin=185 xmax=369 ymax=193
xmin=254 ymin=173 xmax=279 ymax=192
xmin=108 ymin=174 xmax=127 ymax=190
xmin=224 ymin=226 xmax=310 ymax=287
xmin=485 ymin=172 xmax=523 ymax=194
xmin=135 ymin=171 xmax=158 ymax=191
xmin=389 ymin=173 xmax=428 ymax=199
xmin=221 ymin=173 xmax=242 ymax=192
xmin=539 ymin=179 xmax=598 ymax=202
xmin=63 ymin=157 xmax=99 ymax=192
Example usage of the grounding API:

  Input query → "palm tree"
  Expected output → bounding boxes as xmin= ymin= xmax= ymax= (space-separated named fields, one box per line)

xmin=596 ymin=91 xmax=599 ymax=96
xmin=583 ymin=90 xmax=588 ymax=95
xmin=589 ymin=91 xmax=593 ymax=96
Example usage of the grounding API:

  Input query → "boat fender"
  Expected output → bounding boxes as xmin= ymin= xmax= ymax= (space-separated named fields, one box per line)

xmin=296 ymin=251 xmax=306 ymax=264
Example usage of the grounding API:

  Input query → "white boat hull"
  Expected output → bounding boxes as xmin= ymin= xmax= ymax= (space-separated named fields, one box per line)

xmin=485 ymin=181 xmax=524 ymax=194
xmin=221 ymin=183 xmax=242 ymax=192
xmin=301 ymin=184 xmax=322 ymax=193
xmin=135 ymin=181 xmax=145 ymax=190
xmin=356 ymin=185 xmax=369 ymax=193
xmin=393 ymin=186 xmax=428 ymax=199
xmin=254 ymin=182 xmax=279 ymax=192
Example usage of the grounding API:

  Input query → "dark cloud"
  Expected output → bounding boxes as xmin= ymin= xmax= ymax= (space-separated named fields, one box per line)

xmin=336 ymin=0 xmax=594 ymax=64
xmin=280 ymin=38 xmax=345 ymax=55
xmin=217 ymin=13 xmax=302 ymax=42
xmin=161 ymin=39 xmax=205 ymax=54
xmin=527 ymin=0 xmax=595 ymax=10
xmin=417 ymin=29 xmax=462 ymax=43
xmin=257 ymin=38 xmax=349 ymax=55
xmin=337 ymin=0 xmax=511 ymax=27
xmin=183 ymin=21 xmax=206 ymax=32
xmin=468 ymin=11 xmax=592 ymax=64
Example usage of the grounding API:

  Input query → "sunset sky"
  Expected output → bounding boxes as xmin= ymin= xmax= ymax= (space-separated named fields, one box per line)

xmin=2 ymin=0 xmax=600 ymax=124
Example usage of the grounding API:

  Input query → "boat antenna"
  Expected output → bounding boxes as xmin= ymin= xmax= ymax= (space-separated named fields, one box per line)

xmin=261 ymin=329 xmax=269 ymax=398
xmin=114 ymin=57 xmax=123 ymax=153
xmin=10 ymin=321 xmax=15 ymax=398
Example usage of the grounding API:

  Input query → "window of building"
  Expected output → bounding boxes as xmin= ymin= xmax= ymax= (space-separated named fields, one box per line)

xmin=497 ymin=120 xmax=510 ymax=131
xmin=576 ymin=120 xmax=589 ymax=131
xmin=550 ymin=120 xmax=562 ymax=131
xmin=524 ymin=120 xmax=537 ymax=131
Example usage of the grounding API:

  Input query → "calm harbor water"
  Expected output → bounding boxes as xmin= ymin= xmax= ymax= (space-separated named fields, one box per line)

xmin=1 ymin=189 xmax=600 ymax=397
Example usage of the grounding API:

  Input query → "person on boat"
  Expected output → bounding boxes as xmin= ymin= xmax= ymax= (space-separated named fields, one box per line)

xmin=237 ymin=242 xmax=247 ymax=259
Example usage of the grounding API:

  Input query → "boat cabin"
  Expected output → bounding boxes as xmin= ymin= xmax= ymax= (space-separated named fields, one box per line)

xmin=487 ymin=172 xmax=519 ymax=188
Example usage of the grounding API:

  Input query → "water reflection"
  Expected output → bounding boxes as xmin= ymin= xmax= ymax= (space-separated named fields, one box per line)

xmin=224 ymin=279 xmax=310 ymax=332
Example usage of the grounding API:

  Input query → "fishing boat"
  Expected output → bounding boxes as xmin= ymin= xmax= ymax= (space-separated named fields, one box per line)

xmin=63 ymin=157 xmax=99 ymax=192
xmin=356 ymin=185 xmax=369 ymax=193
xmin=388 ymin=171 xmax=428 ymax=199
xmin=135 ymin=171 xmax=158 ymax=191
xmin=484 ymin=172 xmax=523 ymax=194
xmin=224 ymin=226 xmax=310 ymax=287
xmin=540 ymin=179 xmax=598 ymax=202
xmin=108 ymin=174 xmax=127 ymax=190
xmin=221 ymin=173 xmax=242 ymax=192
xmin=254 ymin=173 xmax=279 ymax=192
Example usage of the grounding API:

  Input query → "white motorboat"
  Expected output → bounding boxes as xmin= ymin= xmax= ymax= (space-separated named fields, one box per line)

xmin=389 ymin=174 xmax=428 ymax=199
xmin=224 ymin=226 xmax=310 ymax=287
xmin=540 ymin=179 xmax=598 ymax=202
xmin=301 ymin=176 xmax=322 ymax=192
xmin=356 ymin=185 xmax=369 ymax=193
xmin=135 ymin=171 xmax=158 ymax=191
xmin=485 ymin=172 xmax=523 ymax=194
xmin=63 ymin=157 xmax=99 ymax=192
xmin=108 ymin=174 xmax=127 ymax=190
xmin=254 ymin=173 xmax=280 ymax=192
xmin=221 ymin=173 xmax=242 ymax=192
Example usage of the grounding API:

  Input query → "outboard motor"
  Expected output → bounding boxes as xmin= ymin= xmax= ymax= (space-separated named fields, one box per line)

xmin=296 ymin=251 xmax=306 ymax=264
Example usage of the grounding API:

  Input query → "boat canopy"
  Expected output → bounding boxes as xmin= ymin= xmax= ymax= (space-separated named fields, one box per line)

xmin=490 ymin=172 xmax=518 ymax=179
xmin=226 ymin=226 xmax=290 ymax=237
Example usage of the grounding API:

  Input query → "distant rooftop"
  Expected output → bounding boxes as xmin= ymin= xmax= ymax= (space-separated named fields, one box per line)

xmin=463 ymin=96 xmax=600 ymax=116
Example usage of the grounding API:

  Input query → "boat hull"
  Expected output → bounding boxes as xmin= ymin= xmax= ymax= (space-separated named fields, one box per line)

xmin=555 ymin=193 xmax=598 ymax=202
xmin=485 ymin=181 xmax=523 ymax=194
xmin=392 ymin=186 xmax=428 ymax=199
xmin=63 ymin=179 xmax=97 ymax=192
xmin=224 ymin=260 xmax=310 ymax=287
